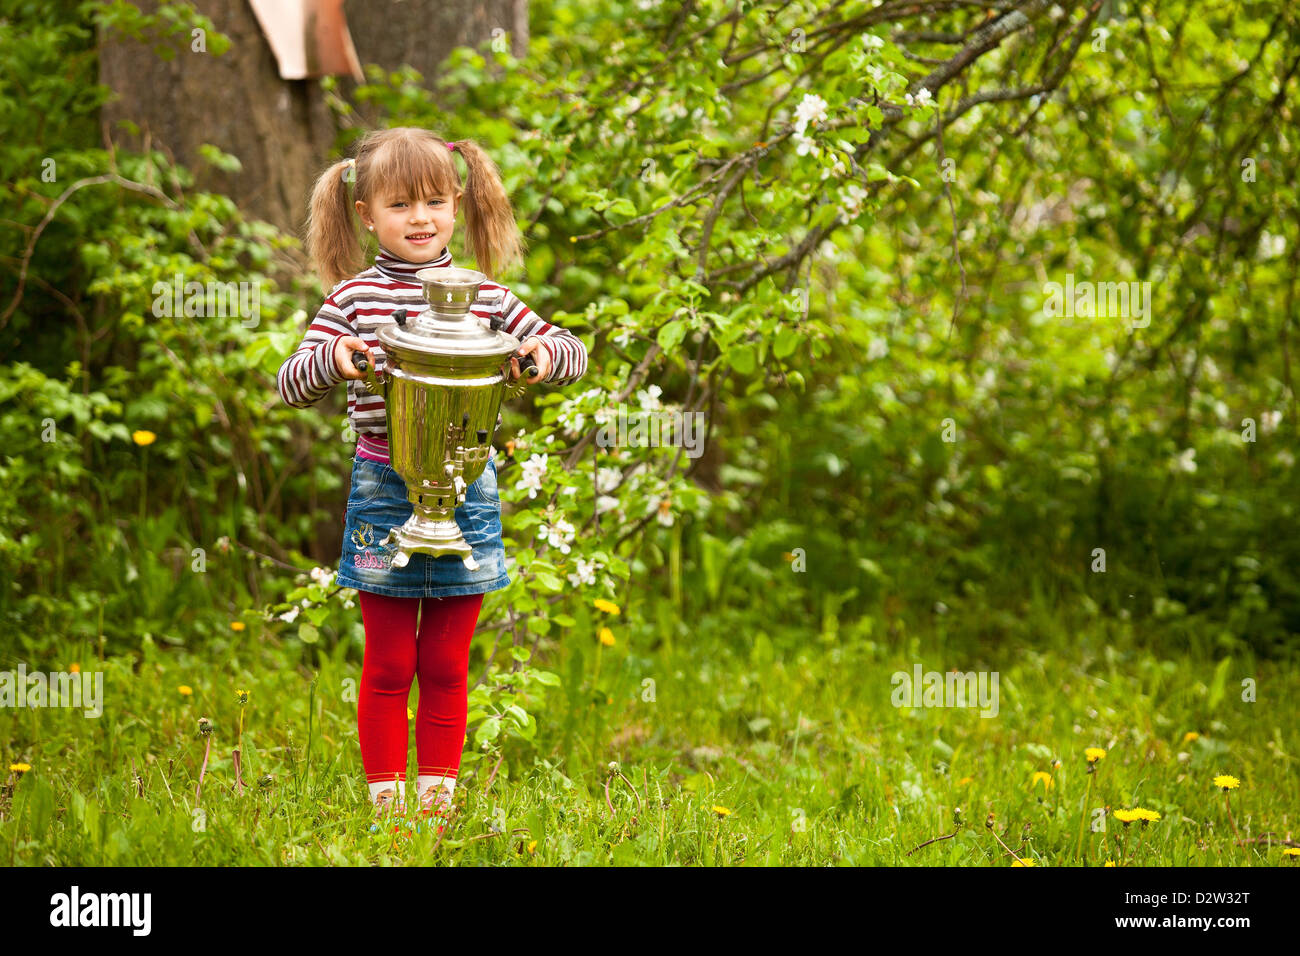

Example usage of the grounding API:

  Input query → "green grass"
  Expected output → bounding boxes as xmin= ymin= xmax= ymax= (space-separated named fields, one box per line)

xmin=2 ymin=599 xmax=1296 ymax=866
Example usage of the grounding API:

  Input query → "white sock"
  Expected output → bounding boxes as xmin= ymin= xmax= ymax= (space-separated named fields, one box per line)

xmin=417 ymin=774 xmax=456 ymax=801
xmin=369 ymin=778 xmax=406 ymax=808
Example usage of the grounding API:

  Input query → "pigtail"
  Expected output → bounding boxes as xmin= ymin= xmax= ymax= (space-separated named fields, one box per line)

xmin=453 ymin=139 xmax=527 ymax=281
xmin=306 ymin=160 xmax=364 ymax=288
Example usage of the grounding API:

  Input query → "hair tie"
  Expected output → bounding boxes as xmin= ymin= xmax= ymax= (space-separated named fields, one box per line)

xmin=446 ymin=141 xmax=458 ymax=152
xmin=344 ymin=157 xmax=356 ymax=170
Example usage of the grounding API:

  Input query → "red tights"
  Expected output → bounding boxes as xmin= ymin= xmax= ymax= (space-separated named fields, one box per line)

xmin=356 ymin=590 xmax=484 ymax=786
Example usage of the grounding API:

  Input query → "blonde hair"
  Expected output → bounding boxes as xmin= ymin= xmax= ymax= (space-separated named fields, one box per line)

xmin=305 ymin=127 xmax=526 ymax=287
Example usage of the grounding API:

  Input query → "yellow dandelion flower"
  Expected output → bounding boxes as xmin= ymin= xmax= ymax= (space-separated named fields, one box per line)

xmin=1213 ymin=774 xmax=1240 ymax=791
xmin=1085 ymin=747 xmax=1106 ymax=763
xmin=69 ymin=663 xmax=80 ymax=674
xmin=230 ymin=621 xmax=246 ymax=632
xmin=1113 ymin=809 xmax=1140 ymax=825
xmin=1282 ymin=848 xmax=1300 ymax=858
xmin=712 ymin=805 xmax=731 ymax=817
xmin=9 ymin=762 xmax=31 ymax=773
xmin=1030 ymin=771 xmax=1054 ymax=791
xmin=1134 ymin=808 xmax=1161 ymax=823
xmin=599 ymin=627 xmax=616 ymax=646
xmin=1011 ymin=858 xmax=1035 ymax=867
xmin=527 ymin=840 xmax=537 ymax=854
xmin=1104 ymin=860 xmax=1117 ymax=867
xmin=593 ymin=598 xmax=621 ymax=615
xmin=132 ymin=430 xmax=157 ymax=446
xmin=178 ymin=685 xmax=193 ymax=696
xmin=236 ymin=689 xmax=249 ymax=704
xmin=407 ymin=707 xmax=415 ymax=720
xmin=957 ymin=776 xmax=973 ymax=787
xmin=1182 ymin=731 xmax=1199 ymax=744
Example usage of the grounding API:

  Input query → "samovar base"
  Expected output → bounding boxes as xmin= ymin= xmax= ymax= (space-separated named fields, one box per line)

xmin=381 ymin=507 xmax=479 ymax=571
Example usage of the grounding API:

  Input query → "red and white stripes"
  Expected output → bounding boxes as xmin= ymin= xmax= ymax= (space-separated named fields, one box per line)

xmin=276 ymin=247 xmax=588 ymax=448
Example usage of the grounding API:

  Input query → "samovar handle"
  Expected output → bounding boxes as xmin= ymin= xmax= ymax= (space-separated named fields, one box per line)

xmin=349 ymin=349 xmax=383 ymax=396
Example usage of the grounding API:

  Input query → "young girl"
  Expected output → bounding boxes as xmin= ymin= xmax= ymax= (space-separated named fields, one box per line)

xmin=276 ymin=127 xmax=588 ymax=828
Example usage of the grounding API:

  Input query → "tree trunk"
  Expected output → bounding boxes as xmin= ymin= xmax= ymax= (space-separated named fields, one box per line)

xmin=98 ymin=0 xmax=528 ymax=234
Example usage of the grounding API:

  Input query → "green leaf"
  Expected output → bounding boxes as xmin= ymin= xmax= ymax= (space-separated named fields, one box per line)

xmin=298 ymin=623 xmax=320 ymax=644
xmin=657 ymin=319 xmax=687 ymax=352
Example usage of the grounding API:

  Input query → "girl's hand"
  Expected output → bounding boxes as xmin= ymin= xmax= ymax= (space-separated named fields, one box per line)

xmin=334 ymin=336 xmax=373 ymax=379
xmin=509 ymin=337 xmax=550 ymax=385
xmin=506 ymin=335 xmax=548 ymax=382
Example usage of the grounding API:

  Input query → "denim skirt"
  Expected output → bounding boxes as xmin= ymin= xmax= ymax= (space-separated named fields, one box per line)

xmin=336 ymin=453 xmax=511 ymax=598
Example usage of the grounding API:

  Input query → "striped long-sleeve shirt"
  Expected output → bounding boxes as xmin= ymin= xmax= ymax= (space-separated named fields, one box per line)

xmin=277 ymin=246 xmax=588 ymax=462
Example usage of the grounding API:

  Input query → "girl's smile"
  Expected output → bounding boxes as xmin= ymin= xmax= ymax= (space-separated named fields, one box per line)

xmin=357 ymin=189 xmax=462 ymax=261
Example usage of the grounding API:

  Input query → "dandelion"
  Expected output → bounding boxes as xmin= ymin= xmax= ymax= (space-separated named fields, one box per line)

xmin=599 ymin=627 xmax=616 ymax=647
xmin=957 ymin=776 xmax=973 ymax=787
xmin=236 ymin=689 xmax=249 ymax=705
xmin=407 ymin=707 xmax=415 ymax=720
xmin=1134 ymin=808 xmax=1161 ymax=825
xmin=9 ymin=763 xmax=31 ymax=773
xmin=1077 ymin=748 xmax=1106 ymax=861
xmin=712 ymin=805 xmax=732 ymax=818
xmin=196 ymin=716 xmax=214 ymax=803
xmin=527 ymin=840 xmax=538 ymax=854
xmin=1104 ymin=860 xmax=1117 ymax=867
xmin=1283 ymin=848 xmax=1300 ymax=859
xmin=1214 ymin=774 xmax=1242 ymax=841
xmin=230 ymin=621 xmax=245 ymax=632
xmin=132 ymin=430 xmax=157 ymax=446
xmin=1030 ymin=771 xmax=1054 ymax=791
xmin=1182 ymin=731 xmax=1199 ymax=744
xmin=178 ymin=685 xmax=193 ymax=696
xmin=1011 ymin=858 xmax=1035 ymax=867
xmin=594 ymin=598 xmax=621 ymax=615
xmin=1113 ymin=809 xmax=1141 ymax=826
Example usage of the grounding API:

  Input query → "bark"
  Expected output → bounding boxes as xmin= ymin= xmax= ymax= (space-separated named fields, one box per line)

xmin=98 ymin=0 xmax=528 ymax=233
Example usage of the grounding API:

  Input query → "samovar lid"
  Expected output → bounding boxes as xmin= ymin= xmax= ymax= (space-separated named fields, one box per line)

xmin=376 ymin=266 xmax=519 ymax=360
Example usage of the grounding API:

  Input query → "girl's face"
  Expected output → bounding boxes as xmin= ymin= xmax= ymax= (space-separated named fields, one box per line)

xmin=356 ymin=185 xmax=462 ymax=262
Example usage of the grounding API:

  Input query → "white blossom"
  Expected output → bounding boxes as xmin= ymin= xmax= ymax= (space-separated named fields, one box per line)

xmin=566 ymin=557 xmax=600 ymax=588
xmin=837 ymin=182 xmax=868 ymax=221
xmin=278 ymin=606 xmax=300 ymax=624
xmin=861 ymin=33 xmax=884 ymax=51
xmin=1174 ymin=448 xmax=1197 ymax=473
xmin=596 ymin=495 xmax=620 ymax=515
xmin=1261 ymin=410 xmax=1282 ymax=433
xmin=309 ymin=566 xmax=334 ymax=587
xmin=637 ymin=384 xmax=663 ymax=411
xmin=518 ymin=453 xmax=549 ymax=499
xmin=596 ymin=466 xmax=623 ymax=494
xmin=793 ymin=93 xmax=829 ymax=134
xmin=905 ymin=88 xmax=933 ymax=108
xmin=539 ymin=515 xmax=577 ymax=554
xmin=867 ymin=337 xmax=889 ymax=360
